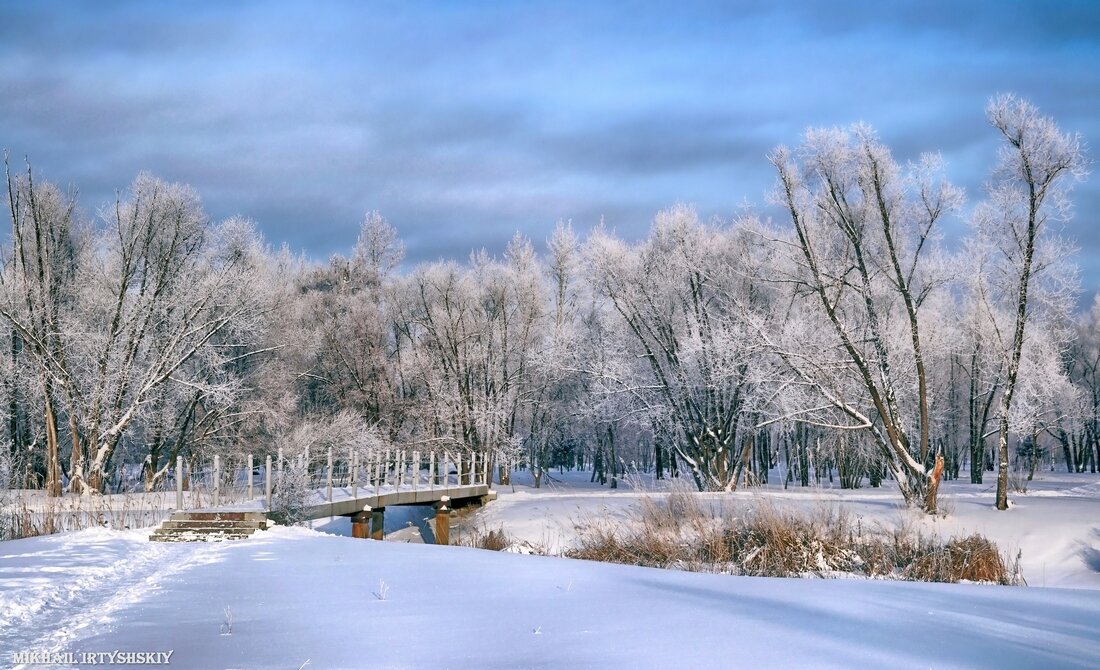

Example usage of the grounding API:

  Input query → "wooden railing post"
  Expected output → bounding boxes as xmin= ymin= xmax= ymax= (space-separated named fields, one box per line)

xmin=327 ymin=446 xmax=333 ymax=503
xmin=176 ymin=456 xmax=183 ymax=510
xmin=265 ymin=455 xmax=273 ymax=511
xmin=428 ymin=452 xmax=436 ymax=490
xmin=247 ymin=454 xmax=254 ymax=501
xmin=351 ymin=448 xmax=358 ymax=497
xmin=412 ymin=450 xmax=420 ymax=491
xmin=213 ymin=455 xmax=221 ymax=507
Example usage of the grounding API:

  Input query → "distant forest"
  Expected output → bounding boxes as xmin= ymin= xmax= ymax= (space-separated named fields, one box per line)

xmin=2 ymin=95 xmax=1096 ymax=513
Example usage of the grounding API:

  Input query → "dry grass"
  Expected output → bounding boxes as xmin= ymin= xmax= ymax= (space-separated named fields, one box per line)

xmin=905 ymin=534 xmax=1011 ymax=583
xmin=457 ymin=525 xmax=511 ymax=551
xmin=567 ymin=493 xmax=1019 ymax=585
xmin=0 ymin=490 xmax=177 ymax=540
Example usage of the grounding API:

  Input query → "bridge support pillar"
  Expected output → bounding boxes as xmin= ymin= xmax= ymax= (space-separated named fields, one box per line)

xmin=351 ymin=511 xmax=371 ymax=539
xmin=435 ymin=498 xmax=451 ymax=546
xmin=370 ymin=507 xmax=385 ymax=540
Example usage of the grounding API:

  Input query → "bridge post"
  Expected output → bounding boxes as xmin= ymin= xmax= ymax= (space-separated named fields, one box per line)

xmin=265 ymin=455 xmax=272 ymax=511
xmin=352 ymin=509 xmax=370 ymax=539
xmin=247 ymin=454 xmax=254 ymax=500
xmin=176 ymin=456 xmax=183 ymax=510
xmin=327 ymin=446 xmax=333 ymax=503
xmin=214 ymin=455 xmax=221 ymax=507
xmin=351 ymin=448 xmax=358 ymax=497
xmin=434 ymin=498 xmax=451 ymax=546
xmin=413 ymin=450 xmax=420 ymax=491
xmin=428 ymin=452 xmax=436 ymax=490
xmin=370 ymin=506 xmax=385 ymax=540
xmin=470 ymin=453 xmax=477 ymax=486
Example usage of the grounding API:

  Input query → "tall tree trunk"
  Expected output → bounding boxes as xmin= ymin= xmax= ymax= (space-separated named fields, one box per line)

xmin=67 ymin=413 xmax=86 ymax=494
xmin=7 ymin=330 xmax=21 ymax=488
xmin=43 ymin=386 xmax=62 ymax=497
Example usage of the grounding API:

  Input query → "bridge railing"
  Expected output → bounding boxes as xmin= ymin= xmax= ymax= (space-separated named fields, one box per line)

xmin=164 ymin=448 xmax=495 ymax=513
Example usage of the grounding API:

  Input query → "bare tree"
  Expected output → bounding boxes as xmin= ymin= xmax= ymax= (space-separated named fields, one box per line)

xmin=391 ymin=235 xmax=544 ymax=477
xmin=1066 ymin=294 xmax=1100 ymax=472
xmin=585 ymin=206 xmax=765 ymax=491
xmin=971 ymin=94 xmax=1086 ymax=509
xmin=767 ymin=124 xmax=962 ymax=511
xmin=1 ymin=159 xmax=86 ymax=496
xmin=2 ymin=169 xmax=270 ymax=493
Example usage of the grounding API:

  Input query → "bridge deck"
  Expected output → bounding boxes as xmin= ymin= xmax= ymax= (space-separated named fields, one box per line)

xmin=197 ymin=481 xmax=493 ymax=521
xmin=299 ymin=483 xmax=492 ymax=521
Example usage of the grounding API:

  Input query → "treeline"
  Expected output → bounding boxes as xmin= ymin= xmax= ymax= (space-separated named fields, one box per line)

xmin=1 ymin=95 xmax=1096 ymax=511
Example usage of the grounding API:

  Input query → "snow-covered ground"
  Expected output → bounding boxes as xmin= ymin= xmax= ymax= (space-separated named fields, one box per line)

xmin=2 ymin=470 xmax=1099 ymax=669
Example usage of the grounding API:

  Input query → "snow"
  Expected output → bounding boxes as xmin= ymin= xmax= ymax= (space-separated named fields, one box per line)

xmin=1 ymin=471 xmax=1099 ymax=669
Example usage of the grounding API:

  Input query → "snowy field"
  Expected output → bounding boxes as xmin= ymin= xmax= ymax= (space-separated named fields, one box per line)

xmin=2 ymin=471 xmax=1100 ymax=669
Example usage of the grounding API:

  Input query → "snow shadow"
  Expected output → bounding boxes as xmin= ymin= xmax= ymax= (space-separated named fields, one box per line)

xmin=628 ymin=575 xmax=1100 ymax=670
xmin=1082 ymin=529 xmax=1100 ymax=573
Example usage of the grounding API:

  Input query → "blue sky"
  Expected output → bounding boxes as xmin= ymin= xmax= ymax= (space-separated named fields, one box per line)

xmin=2 ymin=1 xmax=1098 ymax=292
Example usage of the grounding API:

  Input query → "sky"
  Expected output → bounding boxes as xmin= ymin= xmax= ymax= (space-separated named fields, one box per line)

xmin=2 ymin=1 xmax=1099 ymax=292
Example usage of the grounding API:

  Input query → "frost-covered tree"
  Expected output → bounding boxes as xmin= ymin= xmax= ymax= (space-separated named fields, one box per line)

xmin=2 ymin=168 xmax=271 ymax=493
xmin=391 ymin=235 xmax=544 ymax=478
xmin=767 ymin=124 xmax=963 ymax=511
xmin=953 ymin=278 xmax=1006 ymax=484
xmin=585 ymin=206 xmax=766 ymax=491
xmin=1 ymin=160 xmax=87 ymax=496
xmin=1066 ymin=294 xmax=1100 ymax=472
xmin=525 ymin=221 xmax=586 ymax=487
xmin=970 ymin=94 xmax=1086 ymax=509
xmin=294 ymin=212 xmax=407 ymax=434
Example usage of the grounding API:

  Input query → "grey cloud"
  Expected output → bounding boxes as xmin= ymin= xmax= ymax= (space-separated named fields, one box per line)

xmin=0 ymin=0 xmax=1097 ymax=290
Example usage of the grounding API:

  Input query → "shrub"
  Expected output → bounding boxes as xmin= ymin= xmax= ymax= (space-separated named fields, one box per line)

xmin=568 ymin=493 xmax=1018 ymax=585
xmin=270 ymin=459 xmax=313 ymax=526
xmin=460 ymin=525 xmax=511 ymax=551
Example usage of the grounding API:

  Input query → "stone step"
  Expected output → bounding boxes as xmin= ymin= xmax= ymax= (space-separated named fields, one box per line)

xmin=160 ymin=519 xmax=267 ymax=530
xmin=150 ymin=527 xmax=257 ymax=538
xmin=172 ymin=511 xmax=268 ymax=522
xmin=150 ymin=531 xmax=255 ymax=543
xmin=150 ymin=510 xmax=271 ymax=542
xmin=151 ymin=525 xmax=260 ymax=535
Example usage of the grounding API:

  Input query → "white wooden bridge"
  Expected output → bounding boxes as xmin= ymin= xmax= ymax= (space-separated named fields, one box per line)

xmin=152 ymin=450 xmax=495 ymax=542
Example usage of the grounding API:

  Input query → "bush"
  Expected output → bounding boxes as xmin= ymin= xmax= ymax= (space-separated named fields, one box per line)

xmin=459 ymin=525 xmax=511 ymax=551
xmin=905 ymin=534 xmax=1012 ymax=584
xmin=568 ymin=494 xmax=1018 ymax=585
xmin=270 ymin=459 xmax=313 ymax=526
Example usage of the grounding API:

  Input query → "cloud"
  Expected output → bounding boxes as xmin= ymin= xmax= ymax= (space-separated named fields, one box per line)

xmin=0 ymin=0 xmax=1096 ymax=290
